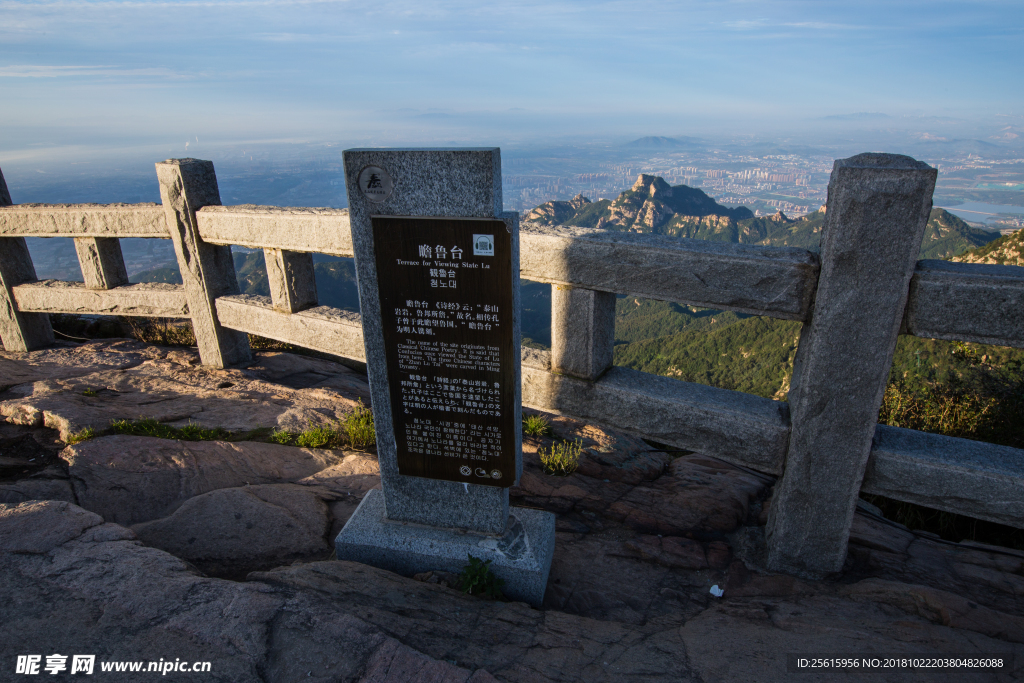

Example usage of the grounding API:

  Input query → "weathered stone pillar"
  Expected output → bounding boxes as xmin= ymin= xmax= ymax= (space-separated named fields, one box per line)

xmin=550 ymin=285 xmax=616 ymax=380
xmin=155 ymin=158 xmax=250 ymax=367
xmin=767 ymin=153 xmax=936 ymax=577
xmin=0 ymin=167 xmax=54 ymax=352
xmin=74 ymin=238 xmax=129 ymax=289
xmin=264 ymin=248 xmax=317 ymax=313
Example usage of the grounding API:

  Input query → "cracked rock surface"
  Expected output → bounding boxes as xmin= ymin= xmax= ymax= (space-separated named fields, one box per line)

xmin=0 ymin=339 xmax=371 ymax=439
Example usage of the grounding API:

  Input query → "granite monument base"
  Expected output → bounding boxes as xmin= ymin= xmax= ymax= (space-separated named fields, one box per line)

xmin=335 ymin=489 xmax=556 ymax=607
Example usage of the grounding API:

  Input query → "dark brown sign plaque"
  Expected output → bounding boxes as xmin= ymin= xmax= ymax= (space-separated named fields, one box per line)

xmin=372 ymin=216 xmax=515 ymax=487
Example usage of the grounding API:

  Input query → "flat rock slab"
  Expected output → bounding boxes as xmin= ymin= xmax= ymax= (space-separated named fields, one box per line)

xmin=60 ymin=435 xmax=344 ymax=525
xmin=132 ymin=483 xmax=332 ymax=574
xmin=0 ymin=346 xmax=371 ymax=439
xmin=0 ymin=339 xmax=162 ymax=388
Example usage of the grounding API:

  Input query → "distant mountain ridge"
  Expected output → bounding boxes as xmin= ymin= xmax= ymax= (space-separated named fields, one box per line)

xmin=524 ymin=175 xmax=1000 ymax=257
xmin=623 ymin=136 xmax=702 ymax=149
xmin=525 ymin=174 xmax=753 ymax=238
xmin=952 ymin=228 xmax=1023 ymax=266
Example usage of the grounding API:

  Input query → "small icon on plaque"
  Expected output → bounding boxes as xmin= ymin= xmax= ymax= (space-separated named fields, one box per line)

xmin=490 ymin=469 xmax=502 ymax=479
xmin=358 ymin=165 xmax=394 ymax=203
xmin=475 ymin=467 xmax=488 ymax=477
xmin=460 ymin=465 xmax=472 ymax=476
xmin=472 ymin=234 xmax=494 ymax=256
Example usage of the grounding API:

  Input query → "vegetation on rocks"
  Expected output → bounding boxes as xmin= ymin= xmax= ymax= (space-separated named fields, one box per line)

xmin=270 ymin=401 xmax=376 ymax=450
xmin=65 ymin=427 xmax=96 ymax=445
xmin=539 ymin=438 xmax=583 ymax=476
xmin=63 ymin=407 xmax=376 ymax=451
xmin=110 ymin=418 xmax=234 ymax=442
xmin=458 ymin=555 xmax=505 ymax=599
xmin=951 ymin=228 xmax=1024 ymax=266
xmin=522 ymin=414 xmax=552 ymax=437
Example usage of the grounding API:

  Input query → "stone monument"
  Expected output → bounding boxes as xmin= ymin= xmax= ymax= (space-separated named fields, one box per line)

xmin=334 ymin=148 xmax=556 ymax=606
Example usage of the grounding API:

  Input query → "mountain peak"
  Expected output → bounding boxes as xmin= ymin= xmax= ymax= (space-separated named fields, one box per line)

xmin=567 ymin=193 xmax=591 ymax=210
xmin=630 ymin=174 xmax=673 ymax=198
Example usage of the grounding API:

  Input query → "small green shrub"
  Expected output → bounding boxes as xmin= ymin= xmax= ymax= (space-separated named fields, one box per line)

xmin=268 ymin=430 xmax=294 ymax=445
xmin=295 ymin=424 xmax=335 ymax=449
xmin=522 ymin=414 xmax=552 ymax=437
xmin=81 ymin=388 xmax=98 ymax=397
xmin=343 ymin=400 xmax=376 ymax=449
xmin=539 ymin=438 xmax=582 ymax=476
xmin=66 ymin=427 xmax=97 ymax=444
xmin=459 ymin=554 xmax=505 ymax=599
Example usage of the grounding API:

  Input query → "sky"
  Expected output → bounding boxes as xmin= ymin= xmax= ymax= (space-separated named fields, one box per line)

xmin=1 ymin=0 xmax=1023 ymax=164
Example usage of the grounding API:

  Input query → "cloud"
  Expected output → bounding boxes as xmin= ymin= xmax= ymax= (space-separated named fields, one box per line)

xmin=723 ymin=18 xmax=870 ymax=32
xmin=0 ymin=65 xmax=182 ymax=78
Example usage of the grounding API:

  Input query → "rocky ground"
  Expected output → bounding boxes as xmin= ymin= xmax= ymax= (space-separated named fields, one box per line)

xmin=1 ymin=339 xmax=1023 ymax=682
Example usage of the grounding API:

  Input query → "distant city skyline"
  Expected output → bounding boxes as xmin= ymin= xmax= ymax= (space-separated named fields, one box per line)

xmin=2 ymin=0 xmax=1022 ymax=169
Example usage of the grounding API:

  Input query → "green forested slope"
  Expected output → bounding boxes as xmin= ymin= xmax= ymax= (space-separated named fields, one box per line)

xmin=614 ymin=315 xmax=800 ymax=399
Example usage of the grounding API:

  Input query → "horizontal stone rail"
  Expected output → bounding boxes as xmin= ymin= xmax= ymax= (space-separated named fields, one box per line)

xmin=904 ymin=260 xmax=1024 ymax=349
xmin=214 ymin=294 xmax=365 ymax=362
xmin=864 ymin=425 xmax=1024 ymax=529
xmin=13 ymin=280 xmax=189 ymax=317
xmin=0 ymin=203 xmax=168 ymax=237
xmin=521 ymin=347 xmax=790 ymax=474
xmin=195 ymin=205 xmax=354 ymax=256
xmin=520 ymin=225 xmax=821 ymax=321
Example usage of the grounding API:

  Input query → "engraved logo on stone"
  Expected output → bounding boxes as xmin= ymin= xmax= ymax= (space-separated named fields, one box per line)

xmin=472 ymin=234 xmax=494 ymax=256
xmin=358 ymin=165 xmax=394 ymax=203
xmin=460 ymin=465 xmax=472 ymax=476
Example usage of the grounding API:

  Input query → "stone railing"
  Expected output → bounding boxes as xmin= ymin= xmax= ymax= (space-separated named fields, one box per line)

xmin=1 ymin=155 xmax=1022 ymax=578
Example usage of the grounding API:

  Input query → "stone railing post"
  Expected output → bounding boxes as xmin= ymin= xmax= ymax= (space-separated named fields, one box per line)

xmin=0 ymin=166 xmax=54 ymax=352
xmin=264 ymin=248 xmax=318 ymax=313
xmin=550 ymin=285 xmax=616 ymax=380
xmin=155 ymin=158 xmax=250 ymax=367
xmin=766 ymin=153 xmax=936 ymax=577
xmin=74 ymin=238 xmax=129 ymax=290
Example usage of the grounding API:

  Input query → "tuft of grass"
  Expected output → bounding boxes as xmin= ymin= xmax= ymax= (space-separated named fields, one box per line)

xmin=267 ymin=430 xmax=294 ymax=446
xmin=459 ymin=554 xmax=505 ymax=599
xmin=343 ymin=400 xmax=376 ymax=449
xmin=539 ymin=438 xmax=582 ymax=476
xmin=522 ymin=414 xmax=552 ymax=437
xmin=81 ymin=388 xmax=98 ymax=397
xmin=66 ymin=427 xmax=97 ymax=444
xmin=109 ymin=418 xmax=230 ymax=442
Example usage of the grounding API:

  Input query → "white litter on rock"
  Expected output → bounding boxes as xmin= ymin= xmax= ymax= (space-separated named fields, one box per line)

xmin=709 ymin=585 xmax=724 ymax=598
